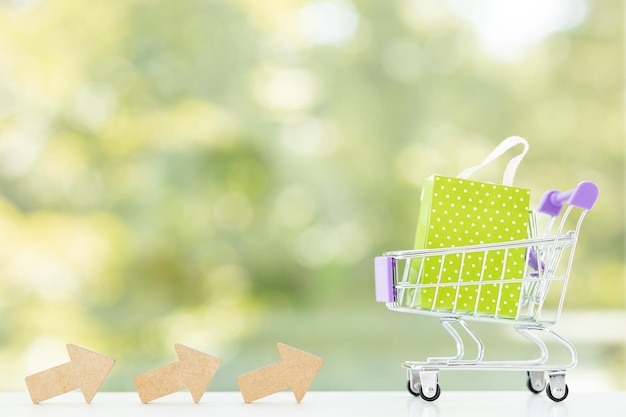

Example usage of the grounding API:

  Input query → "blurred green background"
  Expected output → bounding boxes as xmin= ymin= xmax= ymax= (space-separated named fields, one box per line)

xmin=0 ymin=0 xmax=623 ymax=393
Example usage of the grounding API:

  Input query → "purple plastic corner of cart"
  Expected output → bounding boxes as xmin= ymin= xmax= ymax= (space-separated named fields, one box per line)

xmin=375 ymin=256 xmax=395 ymax=303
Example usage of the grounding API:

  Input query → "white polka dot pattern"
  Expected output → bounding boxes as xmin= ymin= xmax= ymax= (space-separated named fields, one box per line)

xmin=413 ymin=175 xmax=531 ymax=317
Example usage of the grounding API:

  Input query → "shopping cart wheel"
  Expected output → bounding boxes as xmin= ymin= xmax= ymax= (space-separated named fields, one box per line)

xmin=418 ymin=384 xmax=441 ymax=402
xmin=546 ymin=383 xmax=569 ymax=402
xmin=407 ymin=380 xmax=420 ymax=397
xmin=526 ymin=371 xmax=546 ymax=394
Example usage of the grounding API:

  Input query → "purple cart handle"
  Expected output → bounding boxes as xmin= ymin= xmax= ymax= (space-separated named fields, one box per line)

xmin=375 ymin=256 xmax=396 ymax=303
xmin=537 ymin=181 xmax=599 ymax=217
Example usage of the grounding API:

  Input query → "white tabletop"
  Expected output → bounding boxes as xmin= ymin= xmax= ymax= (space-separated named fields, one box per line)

xmin=2 ymin=391 xmax=625 ymax=417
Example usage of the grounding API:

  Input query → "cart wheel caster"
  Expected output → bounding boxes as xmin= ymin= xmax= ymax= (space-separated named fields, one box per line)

xmin=407 ymin=380 xmax=420 ymax=397
xmin=419 ymin=384 xmax=441 ymax=401
xmin=546 ymin=383 xmax=569 ymax=402
xmin=526 ymin=371 xmax=546 ymax=394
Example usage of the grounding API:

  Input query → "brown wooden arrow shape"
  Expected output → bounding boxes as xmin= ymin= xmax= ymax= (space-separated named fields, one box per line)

xmin=134 ymin=344 xmax=222 ymax=403
xmin=24 ymin=344 xmax=115 ymax=404
xmin=237 ymin=343 xmax=323 ymax=403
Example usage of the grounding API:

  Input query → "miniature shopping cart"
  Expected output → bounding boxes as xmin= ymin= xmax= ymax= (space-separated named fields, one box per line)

xmin=374 ymin=182 xmax=598 ymax=402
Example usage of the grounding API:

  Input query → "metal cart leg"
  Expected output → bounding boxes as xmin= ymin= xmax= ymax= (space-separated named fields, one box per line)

xmin=516 ymin=327 xmax=549 ymax=366
xmin=427 ymin=318 xmax=484 ymax=364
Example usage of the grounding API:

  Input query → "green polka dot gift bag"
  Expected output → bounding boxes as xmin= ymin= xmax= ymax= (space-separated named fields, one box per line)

xmin=412 ymin=137 xmax=531 ymax=318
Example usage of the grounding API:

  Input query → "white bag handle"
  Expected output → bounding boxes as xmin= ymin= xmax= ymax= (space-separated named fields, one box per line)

xmin=457 ymin=136 xmax=529 ymax=186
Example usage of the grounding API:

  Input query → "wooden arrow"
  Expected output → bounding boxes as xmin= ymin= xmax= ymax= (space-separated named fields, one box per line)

xmin=237 ymin=343 xmax=323 ymax=403
xmin=24 ymin=344 xmax=115 ymax=404
xmin=134 ymin=343 xmax=222 ymax=403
